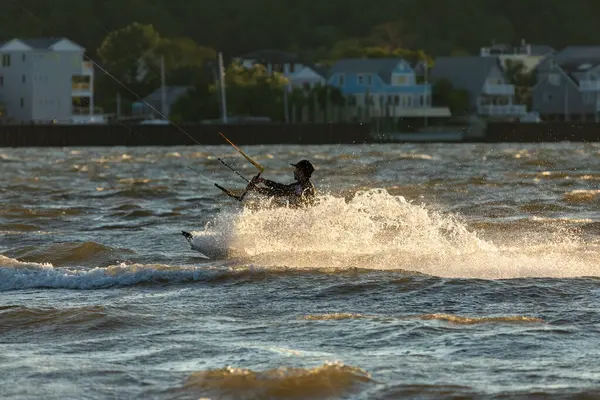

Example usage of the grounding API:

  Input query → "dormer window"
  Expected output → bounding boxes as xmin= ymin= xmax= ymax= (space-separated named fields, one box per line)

xmin=393 ymin=74 xmax=407 ymax=85
xmin=357 ymin=74 xmax=364 ymax=85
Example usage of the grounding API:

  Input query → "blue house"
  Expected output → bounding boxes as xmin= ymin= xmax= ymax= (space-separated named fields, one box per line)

xmin=327 ymin=58 xmax=450 ymax=117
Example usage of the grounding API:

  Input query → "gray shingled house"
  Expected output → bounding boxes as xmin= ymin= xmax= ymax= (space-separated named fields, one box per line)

xmin=532 ymin=46 xmax=600 ymax=120
xmin=429 ymin=56 xmax=527 ymax=119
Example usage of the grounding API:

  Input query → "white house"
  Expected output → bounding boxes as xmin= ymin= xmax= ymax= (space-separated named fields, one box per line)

xmin=0 ymin=37 xmax=94 ymax=124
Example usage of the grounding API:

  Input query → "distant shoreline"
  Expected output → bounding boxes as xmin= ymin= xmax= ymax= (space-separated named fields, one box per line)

xmin=0 ymin=122 xmax=599 ymax=147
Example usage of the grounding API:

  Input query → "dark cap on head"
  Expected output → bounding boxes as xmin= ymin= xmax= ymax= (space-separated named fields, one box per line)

xmin=291 ymin=159 xmax=315 ymax=175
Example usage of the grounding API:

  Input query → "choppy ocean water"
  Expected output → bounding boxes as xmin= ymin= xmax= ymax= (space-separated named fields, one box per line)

xmin=2 ymin=143 xmax=600 ymax=399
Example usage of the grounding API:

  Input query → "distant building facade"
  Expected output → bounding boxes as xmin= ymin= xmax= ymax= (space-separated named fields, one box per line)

xmin=235 ymin=49 xmax=305 ymax=77
xmin=480 ymin=40 xmax=555 ymax=72
xmin=327 ymin=58 xmax=450 ymax=117
xmin=0 ymin=37 xmax=94 ymax=124
xmin=532 ymin=46 xmax=600 ymax=120
xmin=430 ymin=56 xmax=527 ymax=118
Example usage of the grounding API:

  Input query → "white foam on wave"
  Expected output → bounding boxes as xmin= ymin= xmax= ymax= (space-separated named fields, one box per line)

xmin=0 ymin=255 xmax=229 ymax=291
xmin=188 ymin=189 xmax=600 ymax=279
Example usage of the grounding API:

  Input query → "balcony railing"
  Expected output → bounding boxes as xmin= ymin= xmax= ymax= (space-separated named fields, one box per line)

xmin=483 ymin=83 xmax=515 ymax=95
xmin=478 ymin=104 xmax=527 ymax=116
xmin=72 ymin=82 xmax=92 ymax=94
xmin=579 ymin=80 xmax=600 ymax=91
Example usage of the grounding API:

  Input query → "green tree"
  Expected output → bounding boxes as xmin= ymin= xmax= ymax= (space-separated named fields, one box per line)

xmin=432 ymin=79 xmax=470 ymax=117
xmin=224 ymin=62 xmax=289 ymax=119
xmin=97 ymin=22 xmax=162 ymax=84
xmin=369 ymin=21 xmax=415 ymax=51
xmin=95 ymin=23 xmax=216 ymax=113
xmin=169 ymin=78 xmax=219 ymax=123
xmin=504 ymin=59 xmax=536 ymax=109
xmin=170 ymin=61 xmax=289 ymax=122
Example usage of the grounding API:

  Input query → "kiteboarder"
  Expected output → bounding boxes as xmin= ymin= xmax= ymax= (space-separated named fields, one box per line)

xmin=248 ymin=159 xmax=316 ymax=207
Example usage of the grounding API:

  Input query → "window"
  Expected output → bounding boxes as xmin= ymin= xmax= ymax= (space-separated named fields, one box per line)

xmin=22 ymin=75 xmax=26 ymax=83
xmin=20 ymin=97 xmax=24 ymax=108
xmin=2 ymin=54 xmax=10 ymax=67
xmin=407 ymin=96 xmax=412 ymax=107
xmin=338 ymin=74 xmax=345 ymax=86
xmin=393 ymin=74 xmax=407 ymax=85
xmin=549 ymin=73 xmax=560 ymax=85
xmin=394 ymin=95 xmax=399 ymax=105
xmin=366 ymin=74 xmax=372 ymax=86
xmin=543 ymin=92 xmax=553 ymax=102
xmin=22 ymin=54 xmax=26 ymax=62
xmin=0 ymin=76 xmax=3 ymax=86
xmin=302 ymin=82 xmax=310 ymax=91
xmin=357 ymin=74 xmax=364 ymax=85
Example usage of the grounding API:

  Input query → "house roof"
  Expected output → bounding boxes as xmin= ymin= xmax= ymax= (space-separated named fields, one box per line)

xmin=527 ymin=44 xmax=556 ymax=56
xmin=430 ymin=56 xmax=501 ymax=93
xmin=312 ymin=65 xmax=329 ymax=78
xmin=553 ymin=46 xmax=600 ymax=63
xmin=20 ymin=38 xmax=64 ymax=49
xmin=141 ymin=86 xmax=194 ymax=106
xmin=329 ymin=58 xmax=407 ymax=84
xmin=238 ymin=49 xmax=300 ymax=63
xmin=559 ymin=57 xmax=600 ymax=73
xmin=535 ymin=46 xmax=600 ymax=74
xmin=0 ymin=37 xmax=84 ymax=51
xmin=554 ymin=57 xmax=600 ymax=84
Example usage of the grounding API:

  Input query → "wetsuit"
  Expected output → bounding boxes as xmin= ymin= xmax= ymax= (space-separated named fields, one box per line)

xmin=252 ymin=179 xmax=316 ymax=207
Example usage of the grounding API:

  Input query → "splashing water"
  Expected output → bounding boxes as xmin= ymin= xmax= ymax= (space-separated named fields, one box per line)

xmin=187 ymin=189 xmax=600 ymax=279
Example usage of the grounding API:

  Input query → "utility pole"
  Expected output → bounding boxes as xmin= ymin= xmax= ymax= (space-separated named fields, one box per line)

xmin=218 ymin=52 xmax=228 ymax=123
xmin=424 ymin=60 xmax=429 ymax=129
xmin=160 ymin=55 xmax=167 ymax=119
xmin=283 ymin=84 xmax=289 ymax=123
xmin=116 ymin=92 xmax=121 ymax=120
xmin=564 ymin=81 xmax=569 ymax=122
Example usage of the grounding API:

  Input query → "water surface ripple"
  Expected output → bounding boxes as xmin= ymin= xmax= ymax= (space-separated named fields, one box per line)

xmin=2 ymin=143 xmax=600 ymax=399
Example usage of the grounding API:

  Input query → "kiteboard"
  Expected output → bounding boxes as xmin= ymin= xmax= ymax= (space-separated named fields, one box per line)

xmin=182 ymin=132 xmax=264 ymax=258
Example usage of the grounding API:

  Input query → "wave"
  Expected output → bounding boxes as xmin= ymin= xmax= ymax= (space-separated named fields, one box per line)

xmin=0 ymin=305 xmax=110 ymax=333
xmin=3 ymin=189 xmax=600 ymax=285
xmin=302 ymin=313 xmax=543 ymax=324
xmin=0 ymin=256 xmax=224 ymax=291
xmin=181 ymin=361 xmax=372 ymax=400
xmin=186 ymin=189 xmax=600 ymax=279
xmin=6 ymin=241 xmax=135 ymax=268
